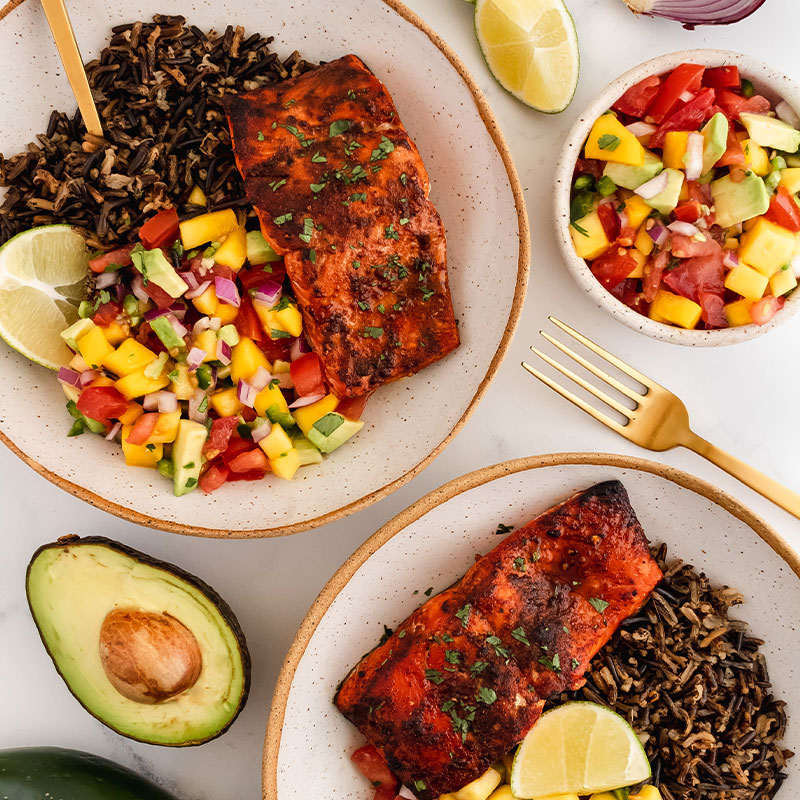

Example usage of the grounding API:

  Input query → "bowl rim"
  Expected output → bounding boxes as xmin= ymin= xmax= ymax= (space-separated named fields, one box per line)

xmin=261 ymin=449 xmax=800 ymax=798
xmin=0 ymin=0 xmax=531 ymax=538
xmin=554 ymin=48 xmax=800 ymax=346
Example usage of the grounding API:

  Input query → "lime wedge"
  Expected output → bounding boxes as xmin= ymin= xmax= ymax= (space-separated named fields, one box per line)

xmin=510 ymin=701 xmax=651 ymax=797
xmin=474 ymin=0 xmax=579 ymax=113
xmin=0 ymin=225 xmax=89 ymax=369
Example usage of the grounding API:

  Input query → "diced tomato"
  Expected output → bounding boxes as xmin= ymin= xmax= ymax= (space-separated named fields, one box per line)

xmin=240 ymin=406 xmax=258 ymax=422
xmin=715 ymin=89 xmax=771 ymax=119
xmin=373 ymin=787 xmax=399 ymax=800
xmin=257 ymin=336 xmax=292 ymax=362
xmin=290 ymin=353 xmax=326 ymax=397
xmin=698 ymin=291 xmax=728 ymax=328
xmin=238 ymin=262 xmax=287 ymax=291
xmin=235 ymin=295 xmax=265 ymax=342
xmin=684 ymin=180 xmax=713 ymax=207
xmin=351 ymin=746 xmax=398 ymax=790
xmin=647 ymin=63 xmax=705 ymax=124
xmin=92 ymin=301 xmax=120 ymax=327
xmin=596 ymin=202 xmax=621 ymax=243
xmin=763 ymin=185 xmax=800 ymax=233
xmin=220 ymin=435 xmax=254 ymax=465
xmin=716 ymin=126 xmax=746 ymax=167
xmin=613 ymin=75 xmax=661 ymax=118
xmin=663 ymin=251 xmax=724 ymax=302
xmin=649 ymin=88 xmax=716 ymax=149
xmin=572 ymin=157 xmax=604 ymax=181
xmin=673 ymin=201 xmax=702 ymax=223
xmin=643 ymin=250 xmax=670 ymax=303
xmin=336 ymin=393 xmax=370 ymax=421
xmin=203 ymin=417 xmax=239 ymax=459
xmin=703 ymin=66 xmax=740 ymax=90
xmin=142 ymin=279 xmax=175 ymax=309
xmin=77 ymin=386 xmax=129 ymax=422
xmin=125 ymin=413 xmax=159 ymax=445
xmin=750 ymin=296 xmax=784 ymax=326
xmin=199 ymin=462 xmax=229 ymax=493
xmin=590 ymin=247 xmax=637 ymax=290
xmin=139 ymin=208 xmax=180 ymax=250
xmin=227 ymin=448 xmax=270 ymax=473
xmin=670 ymin=233 xmax=721 ymax=259
xmin=88 ymin=244 xmax=136 ymax=274
xmin=211 ymin=263 xmax=236 ymax=282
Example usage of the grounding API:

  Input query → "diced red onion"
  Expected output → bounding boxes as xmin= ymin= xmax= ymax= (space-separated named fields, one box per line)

xmin=169 ymin=301 xmax=187 ymax=320
xmin=251 ymin=366 xmax=271 ymax=392
xmin=397 ymin=786 xmax=416 ymax=800
xmin=648 ymin=220 xmax=670 ymax=247
xmin=178 ymin=271 xmax=199 ymax=290
xmin=105 ymin=421 xmax=122 ymax=441
xmin=273 ymin=372 xmax=294 ymax=390
xmin=237 ymin=379 xmax=257 ymax=408
xmin=679 ymin=90 xmax=695 ymax=103
xmin=131 ymin=274 xmax=150 ymax=304
xmin=625 ymin=121 xmax=657 ymax=142
xmin=723 ymin=250 xmax=740 ymax=269
xmin=289 ymin=392 xmax=326 ymax=409
xmin=684 ymin=132 xmax=704 ymax=181
xmin=214 ymin=276 xmax=240 ymax=307
xmin=144 ymin=307 xmax=171 ymax=322
xmin=157 ymin=392 xmax=178 ymax=413
xmin=189 ymin=389 xmax=208 ymax=423
xmin=186 ymin=347 xmax=206 ymax=370
xmin=252 ymin=280 xmax=282 ymax=305
xmin=622 ymin=0 xmax=765 ymax=26
xmin=79 ymin=369 xmax=99 ymax=387
xmin=618 ymin=210 xmax=630 ymax=230
xmin=166 ymin=313 xmax=188 ymax=339
xmin=218 ymin=340 xmax=232 ymax=366
xmin=668 ymin=221 xmax=701 ymax=237
xmin=112 ymin=283 xmax=125 ymax=304
xmin=251 ymin=419 xmax=272 ymax=443
xmin=192 ymin=317 xmax=212 ymax=336
xmin=184 ymin=279 xmax=212 ymax=300
xmin=57 ymin=367 xmax=83 ymax=388
xmin=208 ymin=317 xmax=222 ymax=331
xmin=635 ymin=171 xmax=668 ymax=200
xmin=290 ymin=337 xmax=312 ymax=361
xmin=776 ymin=100 xmax=800 ymax=130
xmin=95 ymin=271 xmax=121 ymax=290
xmin=143 ymin=392 xmax=160 ymax=411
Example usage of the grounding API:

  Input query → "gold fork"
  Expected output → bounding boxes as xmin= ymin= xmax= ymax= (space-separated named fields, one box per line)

xmin=522 ymin=316 xmax=800 ymax=520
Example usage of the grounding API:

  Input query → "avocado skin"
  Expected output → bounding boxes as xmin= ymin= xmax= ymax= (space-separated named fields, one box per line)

xmin=0 ymin=747 xmax=179 ymax=799
xmin=25 ymin=535 xmax=251 ymax=747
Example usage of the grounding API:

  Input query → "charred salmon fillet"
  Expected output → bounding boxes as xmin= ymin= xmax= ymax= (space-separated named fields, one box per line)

xmin=224 ymin=55 xmax=459 ymax=397
xmin=334 ymin=481 xmax=662 ymax=798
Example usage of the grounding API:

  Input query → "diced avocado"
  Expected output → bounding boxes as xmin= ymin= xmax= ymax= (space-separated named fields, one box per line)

xmin=143 ymin=351 xmax=169 ymax=379
xmin=711 ymin=172 xmax=770 ymax=228
xmin=740 ymin=112 xmax=800 ymax=154
xmin=150 ymin=316 xmax=185 ymax=350
xmin=291 ymin=434 xmax=323 ymax=465
xmin=306 ymin=412 xmax=364 ymax=453
xmin=217 ymin=324 xmax=240 ymax=347
xmin=643 ymin=168 xmax=683 ymax=215
xmin=66 ymin=399 xmax=107 ymax=434
xmin=602 ymin=150 xmax=663 ymax=190
xmin=245 ymin=230 xmax=282 ymax=264
xmin=701 ymin=112 xmax=729 ymax=174
xmin=131 ymin=245 xmax=189 ymax=298
xmin=171 ymin=419 xmax=208 ymax=496
xmin=169 ymin=362 xmax=195 ymax=400
xmin=266 ymin=403 xmax=296 ymax=430
xmin=60 ymin=318 xmax=96 ymax=352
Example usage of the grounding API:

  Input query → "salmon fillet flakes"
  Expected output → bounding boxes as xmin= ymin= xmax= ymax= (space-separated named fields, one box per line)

xmin=224 ymin=55 xmax=459 ymax=397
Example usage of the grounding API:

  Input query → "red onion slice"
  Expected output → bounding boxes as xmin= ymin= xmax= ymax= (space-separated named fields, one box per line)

xmin=192 ymin=317 xmax=212 ymax=336
xmin=189 ymin=389 xmax=208 ymax=423
xmin=178 ymin=271 xmax=199 ymax=290
xmin=623 ymin=0 xmax=766 ymax=26
xmin=290 ymin=337 xmax=312 ymax=361
xmin=237 ymin=379 xmax=257 ymax=408
xmin=684 ymin=132 xmax=704 ymax=181
xmin=668 ymin=221 xmax=702 ymax=237
xmin=57 ymin=367 xmax=83 ymax=388
xmin=165 ymin=313 xmax=188 ymax=340
xmin=252 ymin=280 xmax=282 ymax=305
xmin=626 ymin=121 xmax=657 ymax=142
xmin=288 ymin=392 xmax=326 ymax=409
xmin=647 ymin=220 xmax=670 ymax=247
xmin=273 ymin=372 xmax=294 ymax=390
xmin=635 ymin=171 xmax=668 ymax=200
xmin=79 ymin=369 xmax=99 ymax=387
xmin=214 ymin=276 xmax=240 ymax=307
xmin=131 ymin=274 xmax=150 ymax=304
xmin=186 ymin=347 xmax=206 ymax=371
xmin=157 ymin=392 xmax=178 ymax=413
xmin=185 ymin=279 xmax=212 ymax=300
xmin=251 ymin=366 xmax=271 ymax=393
xmin=95 ymin=271 xmax=121 ymax=290
xmin=169 ymin=301 xmax=187 ymax=320
xmin=105 ymin=421 xmax=122 ymax=441
xmin=251 ymin=419 xmax=272 ymax=443
xmin=142 ymin=392 xmax=160 ymax=411
xmin=144 ymin=307 xmax=171 ymax=322
xmin=723 ymin=250 xmax=740 ymax=269
xmin=218 ymin=340 xmax=232 ymax=366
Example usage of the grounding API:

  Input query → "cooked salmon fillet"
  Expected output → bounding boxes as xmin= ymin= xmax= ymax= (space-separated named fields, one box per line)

xmin=334 ymin=481 xmax=663 ymax=798
xmin=224 ymin=55 xmax=459 ymax=397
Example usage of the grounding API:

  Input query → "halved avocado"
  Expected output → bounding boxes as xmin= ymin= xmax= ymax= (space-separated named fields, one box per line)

xmin=26 ymin=536 xmax=250 ymax=746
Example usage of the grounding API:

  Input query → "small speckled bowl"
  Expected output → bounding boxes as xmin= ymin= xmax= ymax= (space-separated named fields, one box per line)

xmin=554 ymin=49 xmax=800 ymax=346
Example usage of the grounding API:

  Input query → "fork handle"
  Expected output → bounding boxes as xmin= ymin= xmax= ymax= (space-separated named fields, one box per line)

xmin=683 ymin=431 xmax=800 ymax=520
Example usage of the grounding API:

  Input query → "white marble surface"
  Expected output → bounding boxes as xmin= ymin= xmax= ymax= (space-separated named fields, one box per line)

xmin=2 ymin=0 xmax=800 ymax=797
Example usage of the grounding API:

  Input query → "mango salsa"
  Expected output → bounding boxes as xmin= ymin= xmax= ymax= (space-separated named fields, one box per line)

xmin=584 ymin=114 xmax=645 ymax=166
xmin=570 ymin=211 xmax=610 ymax=260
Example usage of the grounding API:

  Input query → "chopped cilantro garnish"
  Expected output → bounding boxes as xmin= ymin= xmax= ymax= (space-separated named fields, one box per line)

xmin=310 ymin=182 xmax=326 ymax=193
xmin=486 ymin=635 xmax=510 ymax=660
xmin=424 ymin=587 xmax=434 ymax=596
xmin=363 ymin=326 xmax=383 ymax=338
xmin=399 ymin=217 xmax=409 ymax=225
xmin=571 ymin=221 xmax=589 ymax=237
xmin=299 ymin=217 xmax=314 ymax=243
xmin=145 ymin=443 xmax=156 ymax=452
xmin=513 ymin=557 xmax=527 ymax=572
xmin=370 ymin=135 xmax=395 ymax=162
xmin=398 ymin=630 xmax=407 ymax=638
xmin=377 ymin=303 xmax=385 ymax=314
xmin=308 ymin=249 xmax=317 ymax=264
xmin=310 ymin=151 xmax=327 ymax=163
xmin=329 ymin=119 xmax=352 ymax=137
xmin=352 ymin=260 xmax=361 ymax=269
xmin=384 ymin=223 xmax=399 ymax=240
xmin=357 ymin=301 xmax=370 ymax=311
xmin=539 ymin=653 xmax=561 ymax=673
xmin=589 ymin=597 xmax=609 ymax=614
xmin=496 ymin=522 xmax=514 ymax=535
xmin=349 ymin=192 xmax=367 ymax=203
xmin=476 ymin=687 xmax=497 ymax=705
xmin=274 ymin=212 xmax=292 ymax=225
xmin=444 ymin=649 xmax=461 ymax=664
xmin=268 ymin=178 xmax=286 ymax=192
xmin=425 ymin=669 xmax=444 ymax=685
xmin=400 ymin=172 xmax=407 ymax=186
xmin=392 ymin=301 xmax=402 ymax=312
xmin=470 ymin=661 xmax=489 ymax=676
xmin=511 ymin=627 xmax=530 ymax=646
xmin=281 ymin=123 xmax=314 ymax=148
xmin=455 ymin=603 xmax=472 ymax=628
xmin=271 ymin=329 xmax=293 ymax=339
xmin=257 ymin=130 xmax=265 ymax=141
xmin=531 ymin=548 xmax=542 ymax=562
xmin=283 ymin=98 xmax=297 ymax=108
xmin=571 ymin=658 xmax=580 ymax=670
xmin=421 ymin=288 xmax=435 ymax=301
xmin=597 ymin=133 xmax=621 ymax=151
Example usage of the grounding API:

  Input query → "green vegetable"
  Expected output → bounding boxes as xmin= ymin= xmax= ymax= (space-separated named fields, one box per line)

xmin=570 ymin=191 xmax=594 ymax=224
xmin=157 ymin=458 xmax=175 ymax=478
xmin=596 ymin=175 xmax=617 ymax=197
xmin=122 ymin=294 xmax=139 ymax=318
xmin=195 ymin=364 xmax=213 ymax=390
xmin=573 ymin=174 xmax=595 ymax=192
xmin=143 ymin=352 xmax=169 ymax=380
xmin=741 ymin=78 xmax=755 ymax=97
xmin=217 ymin=324 xmax=240 ymax=347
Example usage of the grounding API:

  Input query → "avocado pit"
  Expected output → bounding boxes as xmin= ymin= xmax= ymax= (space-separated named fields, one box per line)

xmin=99 ymin=608 xmax=202 ymax=704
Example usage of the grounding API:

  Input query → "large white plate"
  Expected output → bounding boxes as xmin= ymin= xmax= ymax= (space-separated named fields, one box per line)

xmin=0 ymin=0 xmax=528 ymax=537
xmin=265 ymin=454 xmax=800 ymax=798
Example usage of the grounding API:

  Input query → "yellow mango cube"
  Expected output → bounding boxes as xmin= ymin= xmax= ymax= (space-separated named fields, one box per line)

xmin=627 ymin=248 xmax=646 ymax=278
xmin=214 ymin=303 xmax=239 ymax=325
xmin=742 ymin=139 xmax=770 ymax=176
xmin=114 ymin=368 xmax=170 ymax=400
xmin=274 ymin=303 xmax=303 ymax=337
xmin=588 ymin=794 xmax=617 ymax=800
xmin=187 ymin=184 xmax=207 ymax=207
xmin=269 ymin=448 xmax=302 ymax=481
xmin=634 ymin=226 xmax=654 ymax=256
xmin=779 ymin=167 xmax=800 ymax=195
xmin=738 ymin=217 xmax=795 ymax=276
xmin=193 ymin=329 xmax=218 ymax=361
xmin=231 ymin=337 xmax=271 ymax=384
xmin=145 ymin=410 xmax=181 ymax=444
xmin=570 ymin=211 xmax=611 ymax=260
xmin=213 ymin=226 xmax=247 ymax=271
xmin=101 ymin=320 xmax=128 ymax=346
xmin=440 ymin=767 xmax=502 ymax=800
xmin=118 ymin=401 xmax=144 ymax=425
xmin=630 ymin=787 xmax=663 ymax=800
xmin=584 ymin=115 xmax=645 ymax=166
xmin=90 ymin=376 xmax=115 ymax=388
xmin=770 ymin=267 xmax=798 ymax=296
xmin=272 ymin=359 xmax=291 ymax=374
xmin=258 ymin=423 xmax=294 ymax=460
xmin=102 ymin=338 xmax=157 ymax=377
xmin=293 ymin=393 xmax=339 ymax=435
xmin=254 ymin=383 xmax=290 ymax=418
xmin=121 ymin=425 xmax=162 ymax=468
xmin=76 ymin=326 xmax=113 ymax=370
xmin=179 ymin=209 xmax=239 ymax=249
xmin=623 ymin=195 xmax=653 ymax=229
xmin=192 ymin=284 xmax=218 ymax=316
xmin=487 ymin=788 xmax=514 ymax=800
xmin=725 ymin=298 xmax=756 ymax=327
xmin=209 ymin=387 xmax=243 ymax=417
xmin=650 ymin=290 xmax=703 ymax=329
xmin=725 ymin=262 xmax=769 ymax=300
xmin=662 ymin=131 xmax=689 ymax=170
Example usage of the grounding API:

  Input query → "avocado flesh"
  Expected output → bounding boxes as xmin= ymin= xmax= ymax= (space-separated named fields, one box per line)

xmin=131 ymin=246 xmax=188 ymax=298
xmin=643 ymin=168 xmax=684 ymax=216
xmin=172 ymin=419 xmax=208 ymax=496
xmin=740 ymin=111 xmax=800 ymax=153
xmin=711 ymin=172 xmax=770 ymax=228
xmin=307 ymin=414 xmax=364 ymax=453
xmin=602 ymin=150 xmax=662 ymax=190
xmin=701 ymin=112 xmax=729 ymax=175
xmin=26 ymin=537 xmax=250 ymax=746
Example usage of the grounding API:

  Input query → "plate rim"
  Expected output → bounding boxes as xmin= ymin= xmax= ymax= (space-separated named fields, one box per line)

xmin=0 ymin=0 xmax=531 ymax=539
xmin=262 ymin=450 xmax=800 ymax=798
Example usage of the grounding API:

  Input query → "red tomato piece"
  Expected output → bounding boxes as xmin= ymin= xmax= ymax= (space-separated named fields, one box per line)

xmin=373 ymin=787 xmax=399 ymax=800
xmin=212 ymin=263 xmax=236 ymax=282
xmin=238 ymin=262 xmax=287 ymax=291
xmin=649 ymin=88 xmax=716 ymax=149
xmin=698 ymin=291 xmax=728 ymax=328
xmin=716 ymin=125 xmax=746 ymax=167
xmin=235 ymin=295 xmax=265 ymax=342
xmin=673 ymin=201 xmax=703 ymax=223
xmin=227 ymin=448 xmax=270 ymax=473
xmin=647 ymin=64 xmax=705 ymax=124
xmin=351 ymin=746 xmax=398 ymax=790
xmin=663 ymin=251 xmax=724 ymax=302
xmin=590 ymin=247 xmax=637 ymax=290
xmin=92 ymin=301 xmax=120 ymax=327
xmin=77 ymin=386 xmax=129 ymax=422
xmin=670 ymin=233 xmax=721 ymax=259
xmin=125 ymin=413 xmax=159 ymax=446
xmin=226 ymin=470 xmax=268 ymax=482
xmin=199 ymin=462 xmax=229 ymax=493
xmin=613 ymin=75 xmax=661 ymax=118
xmin=257 ymin=336 xmax=292 ymax=362
xmin=763 ymin=185 xmax=800 ymax=233
xmin=203 ymin=417 xmax=239 ymax=459
xmin=750 ymin=296 xmax=784 ymax=325
xmin=596 ymin=202 xmax=621 ymax=243
xmin=715 ymin=89 xmax=771 ymax=119
xmin=88 ymin=244 xmax=136 ymax=275
xmin=290 ymin=353 xmax=326 ymax=397
xmin=336 ymin=393 xmax=370 ymax=421
xmin=644 ymin=250 xmax=670 ymax=303
xmin=142 ymin=279 xmax=175 ymax=309
xmin=573 ymin=157 xmax=604 ymax=181
xmin=703 ymin=66 xmax=740 ymax=90
xmin=139 ymin=208 xmax=180 ymax=251
xmin=221 ymin=435 xmax=254 ymax=465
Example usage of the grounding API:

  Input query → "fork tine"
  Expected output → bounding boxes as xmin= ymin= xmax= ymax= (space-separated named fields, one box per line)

xmin=529 ymin=346 xmax=633 ymax=418
xmin=521 ymin=361 xmax=628 ymax=435
xmin=539 ymin=331 xmax=644 ymax=404
xmin=548 ymin=317 xmax=659 ymax=391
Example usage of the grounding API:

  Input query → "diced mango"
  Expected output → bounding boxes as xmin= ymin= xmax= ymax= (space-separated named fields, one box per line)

xmin=440 ymin=767 xmax=502 ymax=800
xmin=231 ymin=337 xmax=271 ymax=384
xmin=272 ymin=359 xmax=291 ymax=374
xmin=214 ymin=303 xmax=239 ymax=325
xmin=102 ymin=338 xmax=157 ymax=377
xmin=179 ymin=209 xmax=239 ymax=249
xmin=209 ymin=387 xmax=243 ymax=417
xmin=69 ymin=353 xmax=90 ymax=372
xmin=779 ymin=167 xmax=800 ymax=195
xmin=269 ymin=448 xmax=302 ymax=481
xmin=145 ymin=410 xmax=181 ymax=444
xmin=630 ymin=787 xmax=663 ymax=800
xmin=662 ymin=131 xmax=689 ymax=170
xmin=76 ymin=326 xmax=113 ymax=370
xmin=274 ymin=303 xmax=303 ymax=337
xmin=259 ymin=423 xmax=294 ymax=460
xmin=114 ymin=368 xmax=170 ymax=400
xmin=90 ymin=376 xmax=115 ymax=388
xmin=742 ymin=139 xmax=770 ymax=176
xmin=678 ymin=180 xmax=690 ymax=202
xmin=118 ymin=401 xmax=144 ymax=425
xmin=588 ymin=794 xmax=617 ymax=800
xmin=627 ymin=248 xmax=646 ymax=278
xmin=570 ymin=210 xmax=611 ymax=260
xmin=623 ymin=195 xmax=652 ymax=229
xmin=650 ymin=289 xmax=703 ymax=329
xmin=213 ymin=226 xmax=247 ymax=271
xmin=170 ymin=363 xmax=195 ymax=401
xmin=293 ymin=393 xmax=339 ymax=435
xmin=254 ymin=383 xmax=290 ymax=418
xmin=121 ymin=425 xmax=162 ymax=468
xmin=192 ymin=284 xmax=218 ymax=316
xmin=101 ymin=320 xmax=128 ymax=346
xmin=634 ymin=226 xmax=654 ymax=256
xmin=725 ymin=298 xmax=756 ymax=327
xmin=193 ymin=329 xmax=218 ymax=361
xmin=187 ymin=184 xmax=207 ymax=207
xmin=770 ymin=267 xmax=798 ymax=296
xmin=487 ymin=787 xmax=514 ymax=800
xmin=725 ymin=262 xmax=769 ymax=300
xmin=738 ymin=217 xmax=796 ymax=276
xmin=584 ymin=114 xmax=645 ymax=166
xmin=61 ymin=382 xmax=80 ymax=404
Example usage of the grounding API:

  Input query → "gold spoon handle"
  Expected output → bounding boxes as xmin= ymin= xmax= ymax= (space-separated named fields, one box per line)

xmin=39 ymin=0 xmax=102 ymax=137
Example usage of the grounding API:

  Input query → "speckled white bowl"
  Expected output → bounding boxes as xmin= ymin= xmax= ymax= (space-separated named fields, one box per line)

xmin=554 ymin=49 xmax=800 ymax=346
xmin=0 ymin=0 xmax=529 ymax=537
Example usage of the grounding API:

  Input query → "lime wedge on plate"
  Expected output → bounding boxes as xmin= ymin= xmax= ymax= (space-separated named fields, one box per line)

xmin=510 ymin=701 xmax=651 ymax=797
xmin=0 ymin=225 xmax=89 ymax=369
xmin=474 ymin=0 xmax=579 ymax=113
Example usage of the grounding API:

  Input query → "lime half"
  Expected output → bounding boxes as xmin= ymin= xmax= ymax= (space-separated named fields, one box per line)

xmin=474 ymin=0 xmax=579 ymax=113
xmin=510 ymin=701 xmax=651 ymax=797
xmin=0 ymin=225 xmax=89 ymax=369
